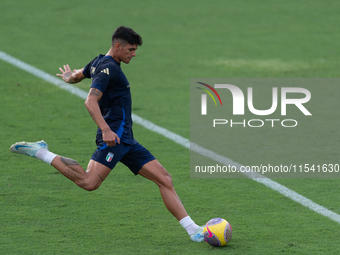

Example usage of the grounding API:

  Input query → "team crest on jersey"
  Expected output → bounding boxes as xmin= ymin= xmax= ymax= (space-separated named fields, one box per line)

xmin=106 ymin=152 xmax=114 ymax=162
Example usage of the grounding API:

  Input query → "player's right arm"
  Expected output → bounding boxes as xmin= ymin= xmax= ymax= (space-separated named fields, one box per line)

xmin=56 ymin=64 xmax=85 ymax=84
xmin=84 ymin=88 xmax=120 ymax=147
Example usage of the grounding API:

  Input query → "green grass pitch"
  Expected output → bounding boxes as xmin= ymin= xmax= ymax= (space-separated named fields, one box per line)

xmin=1 ymin=0 xmax=340 ymax=254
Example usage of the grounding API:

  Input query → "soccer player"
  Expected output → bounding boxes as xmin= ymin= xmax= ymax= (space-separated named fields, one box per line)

xmin=10 ymin=26 xmax=204 ymax=242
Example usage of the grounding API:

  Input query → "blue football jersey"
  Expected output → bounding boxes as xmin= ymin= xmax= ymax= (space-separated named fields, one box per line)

xmin=83 ymin=54 xmax=134 ymax=145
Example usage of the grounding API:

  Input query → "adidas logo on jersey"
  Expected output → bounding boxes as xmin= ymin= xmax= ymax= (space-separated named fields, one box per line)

xmin=101 ymin=68 xmax=110 ymax=75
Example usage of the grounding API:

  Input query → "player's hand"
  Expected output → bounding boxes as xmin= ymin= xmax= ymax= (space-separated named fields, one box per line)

xmin=56 ymin=64 xmax=74 ymax=83
xmin=103 ymin=130 xmax=120 ymax=147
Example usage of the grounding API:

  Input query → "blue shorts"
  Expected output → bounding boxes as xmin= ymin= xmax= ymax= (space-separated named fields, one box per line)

xmin=91 ymin=141 xmax=156 ymax=175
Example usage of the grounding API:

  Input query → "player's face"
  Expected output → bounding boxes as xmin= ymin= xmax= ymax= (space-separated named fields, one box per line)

xmin=118 ymin=43 xmax=138 ymax=64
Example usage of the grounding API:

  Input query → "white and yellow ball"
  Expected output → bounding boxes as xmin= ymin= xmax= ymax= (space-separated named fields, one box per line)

xmin=203 ymin=218 xmax=232 ymax=247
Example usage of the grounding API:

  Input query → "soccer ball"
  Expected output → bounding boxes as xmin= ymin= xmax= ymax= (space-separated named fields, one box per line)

xmin=203 ymin=218 xmax=232 ymax=247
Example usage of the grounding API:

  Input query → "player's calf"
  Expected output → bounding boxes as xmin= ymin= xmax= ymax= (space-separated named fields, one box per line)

xmin=51 ymin=156 xmax=104 ymax=191
xmin=10 ymin=140 xmax=105 ymax=192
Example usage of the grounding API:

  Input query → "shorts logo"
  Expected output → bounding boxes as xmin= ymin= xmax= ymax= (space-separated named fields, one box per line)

xmin=106 ymin=152 xmax=114 ymax=162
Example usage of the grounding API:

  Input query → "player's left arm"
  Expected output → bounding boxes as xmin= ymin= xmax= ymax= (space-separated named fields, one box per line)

xmin=56 ymin=64 xmax=85 ymax=84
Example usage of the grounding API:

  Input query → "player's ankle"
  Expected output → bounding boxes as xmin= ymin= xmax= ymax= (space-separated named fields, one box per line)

xmin=36 ymin=149 xmax=58 ymax=165
xmin=179 ymin=216 xmax=200 ymax=235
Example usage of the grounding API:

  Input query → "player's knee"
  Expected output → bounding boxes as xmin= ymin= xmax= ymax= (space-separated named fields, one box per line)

xmin=161 ymin=171 xmax=174 ymax=189
xmin=83 ymin=183 xmax=100 ymax=191
xmin=76 ymin=178 xmax=101 ymax=191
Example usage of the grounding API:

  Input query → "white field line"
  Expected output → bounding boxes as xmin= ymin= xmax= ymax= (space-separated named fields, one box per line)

xmin=1 ymin=50 xmax=340 ymax=224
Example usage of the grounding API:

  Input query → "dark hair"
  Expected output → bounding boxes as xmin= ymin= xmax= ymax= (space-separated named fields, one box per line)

xmin=112 ymin=26 xmax=143 ymax=46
